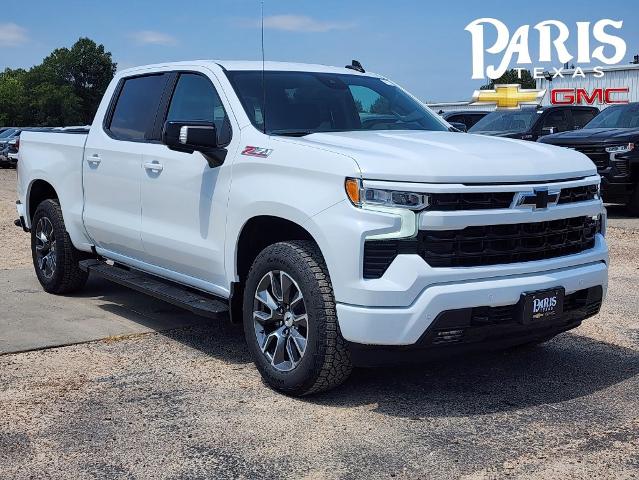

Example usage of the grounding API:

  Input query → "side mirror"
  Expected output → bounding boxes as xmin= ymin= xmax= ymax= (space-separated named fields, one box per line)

xmin=449 ymin=121 xmax=467 ymax=132
xmin=162 ymin=121 xmax=227 ymax=168
xmin=540 ymin=126 xmax=556 ymax=137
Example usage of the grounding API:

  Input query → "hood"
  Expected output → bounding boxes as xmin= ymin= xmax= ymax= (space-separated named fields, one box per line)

xmin=539 ymin=127 xmax=639 ymax=145
xmin=473 ymin=130 xmax=525 ymax=139
xmin=294 ymin=130 xmax=595 ymax=183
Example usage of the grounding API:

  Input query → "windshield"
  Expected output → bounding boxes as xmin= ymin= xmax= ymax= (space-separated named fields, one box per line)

xmin=469 ymin=109 xmax=540 ymax=133
xmin=0 ymin=129 xmax=16 ymax=139
xmin=584 ymin=103 xmax=639 ymax=129
xmin=225 ymin=71 xmax=448 ymax=135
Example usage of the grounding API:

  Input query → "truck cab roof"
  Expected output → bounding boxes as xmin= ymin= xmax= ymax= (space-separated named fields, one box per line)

xmin=118 ymin=60 xmax=382 ymax=77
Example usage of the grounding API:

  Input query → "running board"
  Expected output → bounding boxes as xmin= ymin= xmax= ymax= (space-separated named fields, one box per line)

xmin=79 ymin=259 xmax=229 ymax=319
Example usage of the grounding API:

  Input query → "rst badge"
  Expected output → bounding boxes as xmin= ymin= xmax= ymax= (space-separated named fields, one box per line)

xmin=241 ymin=146 xmax=273 ymax=158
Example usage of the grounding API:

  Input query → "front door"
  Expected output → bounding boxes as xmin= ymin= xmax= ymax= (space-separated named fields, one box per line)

xmin=139 ymin=70 xmax=235 ymax=291
xmin=83 ymin=73 xmax=170 ymax=260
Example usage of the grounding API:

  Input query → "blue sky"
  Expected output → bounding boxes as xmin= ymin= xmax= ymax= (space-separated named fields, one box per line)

xmin=0 ymin=0 xmax=637 ymax=102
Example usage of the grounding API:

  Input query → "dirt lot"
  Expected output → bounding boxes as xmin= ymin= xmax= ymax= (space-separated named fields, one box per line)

xmin=0 ymin=168 xmax=637 ymax=479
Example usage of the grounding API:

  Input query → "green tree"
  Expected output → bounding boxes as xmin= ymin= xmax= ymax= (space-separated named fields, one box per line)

xmin=34 ymin=38 xmax=117 ymax=124
xmin=480 ymin=69 xmax=537 ymax=90
xmin=0 ymin=38 xmax=116 ymax=127
xmin=0 ymin=68 xmax=28 ymax=126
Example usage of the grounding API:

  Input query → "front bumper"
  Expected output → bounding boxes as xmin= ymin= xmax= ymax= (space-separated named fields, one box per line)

xmin=601 ymin=177 xmax=636 ymax=203
xmin=336 ymin=260 xmax=607 ymax=346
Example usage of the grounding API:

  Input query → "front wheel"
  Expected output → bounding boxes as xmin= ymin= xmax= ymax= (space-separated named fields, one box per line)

xmin=31 ymin=199 xmax=88 ymax=294
xmin=243 ymin=240 xmax=352 ymax=395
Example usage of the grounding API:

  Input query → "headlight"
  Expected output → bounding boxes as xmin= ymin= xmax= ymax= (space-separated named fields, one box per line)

xmin=605 ymin=143 xmax=634 ymax=154
xmin=345 ymin=178 xmax=429 ymax=210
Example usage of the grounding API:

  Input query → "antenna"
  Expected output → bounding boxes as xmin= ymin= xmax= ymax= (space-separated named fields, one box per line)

xmin=261 ymin=0 xmax=266 ymax=134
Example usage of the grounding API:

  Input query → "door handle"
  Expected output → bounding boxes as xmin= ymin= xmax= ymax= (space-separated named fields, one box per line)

xmin=144 ymin=161 xmax=164 ymax=172
xmin=86 ymin=154 xmax=101 ymax=166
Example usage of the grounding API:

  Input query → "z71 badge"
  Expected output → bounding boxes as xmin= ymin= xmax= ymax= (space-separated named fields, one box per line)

xmin=241 ymin=146 xmax=273 ymax=158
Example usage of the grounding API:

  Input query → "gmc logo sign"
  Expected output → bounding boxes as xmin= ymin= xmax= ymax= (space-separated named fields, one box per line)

xmin=551 ymin=87 xmax=629 ymax=105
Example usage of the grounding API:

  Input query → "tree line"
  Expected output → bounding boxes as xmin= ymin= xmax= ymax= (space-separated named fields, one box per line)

xmin=0 ymin=38 xmax=117 ymax=127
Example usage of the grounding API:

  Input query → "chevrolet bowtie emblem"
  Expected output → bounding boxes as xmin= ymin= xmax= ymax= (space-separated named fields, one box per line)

xmin=471 ymin=84 xmax=546 ymax=109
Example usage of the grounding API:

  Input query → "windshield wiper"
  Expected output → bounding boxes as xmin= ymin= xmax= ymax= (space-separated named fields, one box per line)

xmin=269 ymin=130 xmax=315 ymax=137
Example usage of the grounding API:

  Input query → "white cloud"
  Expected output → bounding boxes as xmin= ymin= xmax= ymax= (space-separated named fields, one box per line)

xmin=129 ymin=30 xmax=177 ymax=46
xmin=261 ymin=15 xmax=354 ymax=33
xmin=0 ymin=23 xmax=29 ymax=47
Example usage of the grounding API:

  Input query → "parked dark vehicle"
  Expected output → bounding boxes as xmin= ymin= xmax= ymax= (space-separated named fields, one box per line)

xmin=0 ymin=129 xmax=21 ymax=168
xmin=539 ymin=102 xmax=639 ymax=214
xmin=441 ymin=110 xmax=489 ymax=130
xmin=469 ymin=106 xmax=599 ymax=141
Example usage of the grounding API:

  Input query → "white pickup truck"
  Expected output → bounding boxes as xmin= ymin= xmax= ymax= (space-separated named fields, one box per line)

xmin=16 ymin=60 xmax=608 ymax=395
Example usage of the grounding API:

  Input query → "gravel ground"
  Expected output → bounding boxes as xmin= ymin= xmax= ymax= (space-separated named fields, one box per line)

xmin=0 ymin=168 xmax=638 ymax=479
xmin=0 ymin=169 xmax=31 ymax=269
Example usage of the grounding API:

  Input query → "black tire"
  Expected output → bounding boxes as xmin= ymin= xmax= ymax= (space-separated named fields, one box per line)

xmin=626 ymin=187 xmax=639 ymax=216
xmin=31 ymin=199 xmax=89 ymax=294
xmin=243 ymin=240 xmax=352 ymax=395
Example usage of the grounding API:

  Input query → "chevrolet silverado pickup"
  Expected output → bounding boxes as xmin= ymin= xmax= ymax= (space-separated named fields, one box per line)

xmin=16 ymin=61 xmax=608 ymax=395
xmin=539 ymin=102 xmax=639 ymax=215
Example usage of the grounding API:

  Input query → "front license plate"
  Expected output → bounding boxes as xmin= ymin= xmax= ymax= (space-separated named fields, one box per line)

xmin=521 ymin=287 xmax=564 ymax=324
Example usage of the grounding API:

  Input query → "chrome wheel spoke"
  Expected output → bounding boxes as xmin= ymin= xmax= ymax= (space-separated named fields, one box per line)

xmin=271 ymin=328 xmax=288 ymax=366
xmin=289 ymin=329 xmax=307 ymax=357
xmin=255 ymin=288 xmax=278 ymax=313
xmin=293 ymin=313 xmax=308 ymax=327
xmin=253 ymin=310 xmax=273 ymax=325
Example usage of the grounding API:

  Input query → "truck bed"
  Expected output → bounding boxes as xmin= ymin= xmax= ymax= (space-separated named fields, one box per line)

xmin=17 ymin=130 xmax=90 ymax=249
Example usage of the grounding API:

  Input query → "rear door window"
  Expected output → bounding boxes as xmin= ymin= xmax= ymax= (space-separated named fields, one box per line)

xmin=108 ymin=74 xmax=168 ymax=141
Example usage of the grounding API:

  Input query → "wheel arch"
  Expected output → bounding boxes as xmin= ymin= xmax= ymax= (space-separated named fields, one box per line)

xmin=229 ymin=214 xmax=326 ymax=323
xmin=27 ymin=179 xmax=59 ymax=223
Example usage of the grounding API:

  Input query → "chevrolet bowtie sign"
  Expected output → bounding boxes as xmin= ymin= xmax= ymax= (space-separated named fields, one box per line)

xmin=471 ymin=84 xmax=546 ymax=109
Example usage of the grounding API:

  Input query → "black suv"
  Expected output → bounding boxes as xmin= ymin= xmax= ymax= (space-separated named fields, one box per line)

xmin=469 ymin=105 xmax=599 ymax=141
xmin=539 ymin=102 xmax=639 ymax=214
xmin=440 ymin=110 xmax=490 ymax=131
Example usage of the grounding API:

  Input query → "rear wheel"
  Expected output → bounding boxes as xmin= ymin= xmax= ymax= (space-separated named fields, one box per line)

xmin=243 ymin=240 xmax=352 ymax=395
xmin=31 ymin=199 xmax=88 ymax=294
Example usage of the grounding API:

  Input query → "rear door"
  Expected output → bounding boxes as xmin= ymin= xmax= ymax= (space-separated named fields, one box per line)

xmin=138 ymin=69 xmax=236 ymax=292
xmin=83 ymin=73 xmax=170 ymax=260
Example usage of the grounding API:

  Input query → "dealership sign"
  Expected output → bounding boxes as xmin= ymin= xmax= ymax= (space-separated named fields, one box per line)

xmin=550 ymin=87 xmax=630 ymax=105
xmin=465 ymin=18 xmax=628 ymax=80
xmin=471 ymin=84 xmax=546 ymax=109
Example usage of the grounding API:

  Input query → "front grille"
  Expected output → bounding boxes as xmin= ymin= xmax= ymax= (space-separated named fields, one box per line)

xmin=572 ymin=145 xmax=609 ymax=171
xmin=419 ymin=216 xmax=597 ymax=268
xmin=557 ymin=184 xmax=599 ymax=204
xmin=363 ymin=216 xmax=598 ymax=278
xmin=426 ymin=184 xmax=598 ymax=212
xmin=428 ymin=192 xmax=514 ymax=211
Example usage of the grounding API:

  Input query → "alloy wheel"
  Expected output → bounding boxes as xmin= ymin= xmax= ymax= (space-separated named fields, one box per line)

xmin=253 ymin=270 xmax=309 ymax=372
xmin=35 ymin=217 xmax=56 ymax=279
